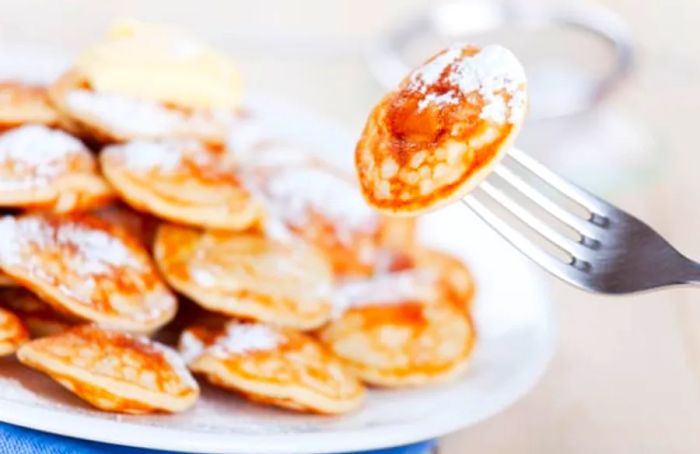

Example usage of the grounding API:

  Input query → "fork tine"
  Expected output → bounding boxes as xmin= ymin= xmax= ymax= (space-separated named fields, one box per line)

xmin=462 ymin=195 xmax=588 ymax=287
xmin=492 ymin=164 xmax=605 ymax=241
xmin=478 ymin=182 xmax=596 ymax=262
xmin=507 ymin=148 xmax=611 ymax=220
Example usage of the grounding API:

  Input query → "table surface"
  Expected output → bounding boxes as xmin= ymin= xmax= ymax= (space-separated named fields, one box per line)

xmin=1 ymin=0 xmax=699 ymax=452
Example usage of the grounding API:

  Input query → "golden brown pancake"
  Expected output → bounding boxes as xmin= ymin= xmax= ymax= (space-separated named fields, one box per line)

xmin=17 ymin=325 xmax=199 ymax=413
xmin=49 ymin=70 xmax=237 ymax=146
xmin=319 ymin=271 xmax=476 ymax=387
xmin=412 ymin=248 xmax=475 ymax=308
xmin=183 ymin=321 xmax=365 ymax=414
xmin=376 ymin=247 xmax=476 ymax=308
xmin=355 ymin=44 xmax=527 ymax=215
xmin=0 ymin=82 xmax=58 ymax=128
xmin=0 ymin=125 xmax=113 ymax=213
xmin=0 ymin=306 xmax=29 ymax=356
xmin=0 ymin=213 xmax=177 ymax=333
xmin=154 ymin=223 xmax=333 ymax=330
xmin=0 ymin=287 xmax=77 ymax=338
xmin=377 ymin=216 xmax=417 ymax=254
xmin=101 ymin=140 xmax=262 ymax=231
xmin=242 ymin=155 xmax=384 ymax=277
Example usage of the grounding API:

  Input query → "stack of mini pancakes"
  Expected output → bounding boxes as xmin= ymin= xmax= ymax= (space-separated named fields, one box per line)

xmin=0 ymin=23 xmax=477 ymax=416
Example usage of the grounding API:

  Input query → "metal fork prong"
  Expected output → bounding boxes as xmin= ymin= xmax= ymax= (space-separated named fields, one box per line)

xmin=507 ymin=148 xmax=610 ymax=219
xmin=478 ymin=181 xmax=596 ymax=262
xmin=462 ymin=195 xmax=585 ymax=285
xmin=492 ymin=164 xmax=604 ymax=241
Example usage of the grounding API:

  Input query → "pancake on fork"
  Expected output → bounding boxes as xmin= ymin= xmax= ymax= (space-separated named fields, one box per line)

xmin=355 ymin=44 xmax=527 ymax=215
xmin=182 ymin=321 xmax=365 ymax=414
xmin=0 ymin=271 xmax=16 ymax=287
xmin=17 ymin=325 xmax=199 ymax=413
xmin=0 ymin=82 xmax=58 ymax=128
xmin=101 ymin=140 xmax=261 ymax=230
xmin=319 ymin=271 xmax=476 ymax=387
xmin=154 ymin=223 xmax=333 ymax=330
xmin=0 ymin=306 xmax=29 ymax=356
xmin=0 ymin=125 xmax=113 ymax=213
xmin=0 ymin=214 xmax=177 ymax=333
xmin=0 ymin=287 xmax=77 ymax=338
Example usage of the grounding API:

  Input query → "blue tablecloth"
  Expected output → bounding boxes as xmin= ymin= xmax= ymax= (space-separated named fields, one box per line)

xmin=0 ymin=422 xmax=435 ymax=454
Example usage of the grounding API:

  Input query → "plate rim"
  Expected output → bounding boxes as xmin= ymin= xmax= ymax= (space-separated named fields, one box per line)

xmin=0 ymin=75 xmax=556 ymax=452
xmin=0 ymin=315 xmax=554 ymax=454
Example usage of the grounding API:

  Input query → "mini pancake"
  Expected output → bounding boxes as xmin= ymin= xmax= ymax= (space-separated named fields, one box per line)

xmin=377 ymin=216 xmax=417 ymax=253
xmin=355 ymin=44 xmax=527 ymax=215
xmin=49 ymin=70 xmax=237 ymax=146
xmin=0 ymin=287 xmax=77 ymax=338
xmin=17 ymin=325 xmax=199 ymax=413
xmin=0 ymin=214 xmax=177 ymax=333
xmin=0 ymin=125 xmax=113 ymax=213
xmin=183 ymin=321 xmax=365 ymax=414
xmin=101 ymin=140 xmax=261 ymax=231
xmin=90 ymin=203 xmax=159 ymax=248
xmin=0 ymin=82 xmax=58 ymax=128
xmin=154 ymin=223 xmax=333 ymax=330
xmin=0 ymin=306 xmax=29 ymax=356
xmin=319 ymin=272 xmax=476 ymax=387
xmin=412 ymin=248 xmax=475 ymax=308
xmin=242 ymin=154 xmax=383 ymax=277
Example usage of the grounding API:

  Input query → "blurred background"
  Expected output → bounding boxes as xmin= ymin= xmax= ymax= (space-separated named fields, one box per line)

xmin=1 ymin=0 xmax=699 ymax=452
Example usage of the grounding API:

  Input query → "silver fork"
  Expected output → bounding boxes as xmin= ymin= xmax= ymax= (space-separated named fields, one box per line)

xmin=462 ymin=148 xmax=700 ymax=294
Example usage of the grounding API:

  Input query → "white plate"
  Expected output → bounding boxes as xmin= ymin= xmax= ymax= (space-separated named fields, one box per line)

xmin=0 ymin=58 xmax=555 ymax=453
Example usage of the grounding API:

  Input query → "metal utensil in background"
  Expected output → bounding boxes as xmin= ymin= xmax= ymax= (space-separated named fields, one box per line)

xmin=367 ymin=0 xmax=635 ymax=120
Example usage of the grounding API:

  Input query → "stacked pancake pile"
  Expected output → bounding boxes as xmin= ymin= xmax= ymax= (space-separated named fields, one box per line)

xmin=0 ymin=21 xmax=479 ymax=416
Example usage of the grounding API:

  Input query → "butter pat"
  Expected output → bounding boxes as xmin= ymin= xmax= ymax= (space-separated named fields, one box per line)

xmin=76 ymin=20 xmax=242 ymax=109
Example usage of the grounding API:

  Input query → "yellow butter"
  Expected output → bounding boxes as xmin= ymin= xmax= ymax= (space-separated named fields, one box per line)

xmin=76 ymin=20 xmax=242 ymax=109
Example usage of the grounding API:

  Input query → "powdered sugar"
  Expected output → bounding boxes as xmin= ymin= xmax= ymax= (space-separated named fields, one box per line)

xmin=179 ymin=330 xmax=208 ymax=364
xmin=0 ymin=125 xmax=86 ymax=163
xmin=56 ymin=223 xmax=142 ymax=276
xmin=411 ymin=47 xmax=461 ymax=88
xmin=0 ymin=215 xmax=147 ymax=306
xmin=237 ymin=142 xmax=313 ymax=169
xmin=409 ymin=45 xmax=526 ymax=124
xmin=331 ymin=271 xmax=431 ymax=318
xmin=105 ymin=140 xmax=184 ymax=173
xmin=66 ymin=89 xmax=186 ymax=137
xmin=225 ymin=117 xmax=267 ymax=158
xmin=66 ymin=89 xmax=236 ymax=141
xmin=417 ymin=92 xmax=459 ymax=111
xmin=209 ymin=322 xmax=282 ymax=357
xmin=449 ymin=45 xmax=526 ymax=123
xmin=256 ymin=166 xmax=378 ymax=245
xmin=0 ymin=125 xmax=89 ymax=191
